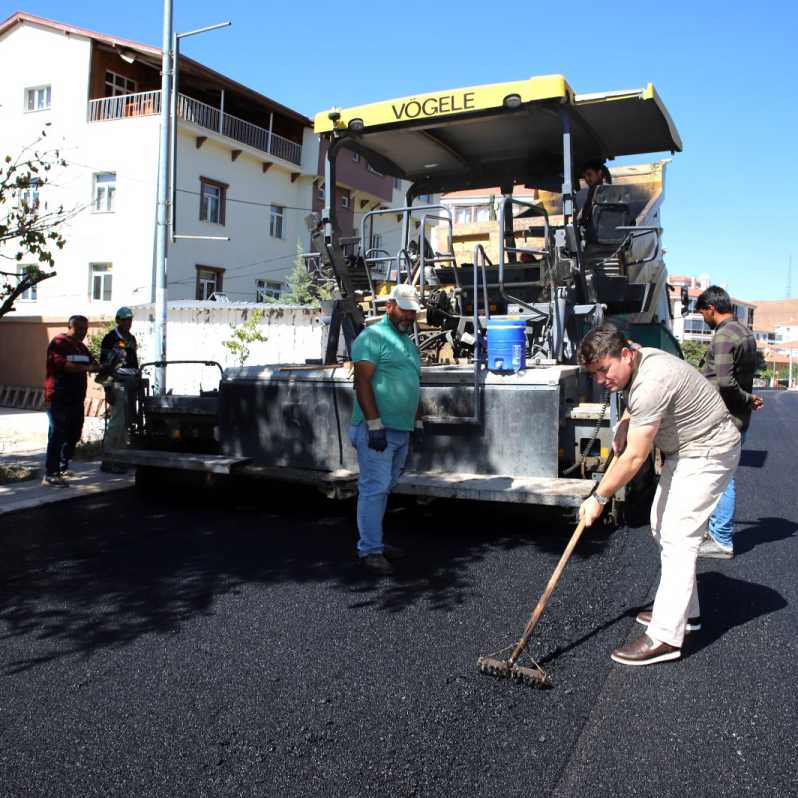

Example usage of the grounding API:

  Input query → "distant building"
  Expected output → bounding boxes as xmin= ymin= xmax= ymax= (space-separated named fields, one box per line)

xmin=668 ymin=275 xmax=755 ymax=343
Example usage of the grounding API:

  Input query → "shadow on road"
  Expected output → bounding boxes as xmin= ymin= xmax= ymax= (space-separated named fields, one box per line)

xmin=685 ymin=572 xmax=787 ymax=658
xmin=733 ymin=515 xmax=798 ymax=555
xmin=0 ymin=483 xmax=616 ymax=674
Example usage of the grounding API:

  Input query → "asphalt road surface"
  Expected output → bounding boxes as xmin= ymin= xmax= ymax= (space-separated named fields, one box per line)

xmin=1 ymin=391 xmax=796 ymax=797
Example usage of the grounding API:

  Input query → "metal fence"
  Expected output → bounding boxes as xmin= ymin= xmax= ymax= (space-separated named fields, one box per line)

xmin=87 ymin=90 xmax=162 ymax=122
xmin=88 ymin=90 xmax=302 ymax=165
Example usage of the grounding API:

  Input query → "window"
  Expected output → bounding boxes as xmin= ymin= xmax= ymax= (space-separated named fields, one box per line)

xmin=16 ymin=264 xmax=38 ymax=301
xmin=104 ymin=70 xmax=137 ymax=97
xmin=270 ymin=205 xmax=284 ymax=239
xmin=18 ymin=178 xmax=41 ymax=210
xmin=93 ymin=172 xmax=116 ymax=212
xmin=199 ymin=177 xmax=227 ymax=225
xmin=89 ymin=264 xmax=113 ymax=302
xmin=454 ymin=206 xmax=472 ymax=224
xmin=684 ymin=317 xmax=711 ymax=335
xmin=352 ymin=152 xmax=360 ymax=162
xmin=196 ymin=266 xmax=224 ymax=300
xmin=256 ymin=279 xmax=281 ymax=302
xmin=341 ymin=191 xmax=350 ymax=209
xmin=369 ymin=233 xmax=383 ymax=253
xmin=393 ymin=177 xmax=402 ymax=190
xmin=25 ymin=85 xmax=51 ymax=112
xmin=474 ymin=205 xmax=491 ymax=223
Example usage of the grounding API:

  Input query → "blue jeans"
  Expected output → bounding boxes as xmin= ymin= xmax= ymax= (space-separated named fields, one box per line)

xmin=708 ymin=431 xmax=746 ymax=550
xmin=349 ymin=423 xmax=409 ymax=557
xmin=46 ymin=399 xmax=85 ymax=476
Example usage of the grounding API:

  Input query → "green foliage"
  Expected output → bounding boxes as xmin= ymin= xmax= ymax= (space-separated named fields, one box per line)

xmin=279 ymin=243 xmax=334 ymax=306
xmin=680 ymin=340 xmax=709 ymax=369
xmin=754 ymin=349 xmax=767 ymax=376
xmin=86 ymin=320 xmax=116 ymax=361
xmin=0 ymin=132 xmax=76 ymax=319
xmin=223 ymin=310 xmax=268 ymax=366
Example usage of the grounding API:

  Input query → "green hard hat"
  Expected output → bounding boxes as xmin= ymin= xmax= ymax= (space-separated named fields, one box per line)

xmin=115 ymin=306 xmax=134 ymax=320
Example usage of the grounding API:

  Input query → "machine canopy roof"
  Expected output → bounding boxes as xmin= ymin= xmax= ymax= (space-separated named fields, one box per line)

xmin=314 ymin=75 xmax=682 ymax=193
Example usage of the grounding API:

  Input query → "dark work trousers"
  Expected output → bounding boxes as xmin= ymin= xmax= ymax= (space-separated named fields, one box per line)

xmin=46 ymin=399 xmax=85 ymax=476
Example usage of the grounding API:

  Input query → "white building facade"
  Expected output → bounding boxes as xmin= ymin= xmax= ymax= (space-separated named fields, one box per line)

xmin=0 ymin=12 xmax=318 ymax=320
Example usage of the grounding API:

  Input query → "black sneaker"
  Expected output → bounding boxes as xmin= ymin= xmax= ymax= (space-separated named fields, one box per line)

xmin=358 ymin=554 xmax=394 ymax=574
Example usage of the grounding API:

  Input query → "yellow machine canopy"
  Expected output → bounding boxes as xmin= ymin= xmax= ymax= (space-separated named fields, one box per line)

xmin=315 ymin=75 xmax=682 ymax=193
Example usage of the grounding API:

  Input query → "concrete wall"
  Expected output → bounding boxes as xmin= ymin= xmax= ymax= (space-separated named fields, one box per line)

xmin=132 ymin=302 xmax=324 ymax=394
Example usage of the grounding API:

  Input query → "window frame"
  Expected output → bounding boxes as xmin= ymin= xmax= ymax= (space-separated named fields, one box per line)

xmin=16 ymin=264 xmax=39 ymax=302
xmin=25 ymin=85 xmax=51 ymax=112
xmin=341 ymin=191 xmax=350 ymax=209
xmin=199 ymin=177 xmax=228 ymax=225
xmin=18 ymin=177 xmax=41 ymax=211
xmin=256 ymin=278 xmax=282 ymax=302
xmin=93 ymin=172 xmax=117 ymax=213
xmin=196 ymin=265 xmax=225 ymax=301
xmin=104 ymin=70 xmax=137 ymax=97
xmin=269 ymin=204 xmax=285 ymax=239
xmin=89 ymin=263 xmax=113 ymax=302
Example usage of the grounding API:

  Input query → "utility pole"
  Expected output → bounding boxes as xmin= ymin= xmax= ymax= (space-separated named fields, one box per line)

xmin=153 ymin=2 xmax=230 ymax=395
xmin=153 ymin=0 xmax=174 ymax=395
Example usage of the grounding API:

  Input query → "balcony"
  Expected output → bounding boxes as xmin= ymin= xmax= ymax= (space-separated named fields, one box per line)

xmin=87 ymin=90 xmax=302 ymax=166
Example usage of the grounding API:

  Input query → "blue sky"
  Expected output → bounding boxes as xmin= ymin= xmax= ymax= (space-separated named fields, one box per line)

xmin=3 ymin=0 xmax=796 ymax=300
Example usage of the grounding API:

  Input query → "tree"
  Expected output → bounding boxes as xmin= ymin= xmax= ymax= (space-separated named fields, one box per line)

xmin=754 ymin=349 xmax=767 ymax=376
xmin=680 ymin=340 xmax=708 ymax=369
xmin=279 ymin=242 xmax=334 ymax=306
xmin=223 ymin=310 xmax=268 ymax=366
xmin=0 ymin=132 xmax=79 ymax=319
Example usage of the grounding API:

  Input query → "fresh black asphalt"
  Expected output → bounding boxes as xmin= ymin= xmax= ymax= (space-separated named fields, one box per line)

xmin=1 ymin=391 xmax=796 ymax=797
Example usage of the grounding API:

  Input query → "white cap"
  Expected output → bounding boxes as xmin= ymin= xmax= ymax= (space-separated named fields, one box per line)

xmin=389 ymin=283 xmax=421 ymax=311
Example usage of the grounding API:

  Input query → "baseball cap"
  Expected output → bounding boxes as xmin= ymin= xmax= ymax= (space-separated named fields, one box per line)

xmin=115 ymin=306 xmax=134 ymax=320
xmin=389 ymin=284 xmax=420 ymax=311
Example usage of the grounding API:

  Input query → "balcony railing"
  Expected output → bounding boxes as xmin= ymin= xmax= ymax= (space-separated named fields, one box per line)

xmin=87 ymin=90 xmax=302 ymax=166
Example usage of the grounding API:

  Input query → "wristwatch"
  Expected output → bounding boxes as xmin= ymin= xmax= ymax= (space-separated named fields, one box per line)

xmin=593 ymin=493 xmax=610 ymax=507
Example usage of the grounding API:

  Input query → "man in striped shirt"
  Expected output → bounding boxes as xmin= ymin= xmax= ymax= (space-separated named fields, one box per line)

xmin=695 ymin=286 xmax=764 ymax=558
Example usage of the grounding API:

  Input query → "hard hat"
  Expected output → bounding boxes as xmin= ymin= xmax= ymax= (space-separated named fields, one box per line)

xmin=388 ymin=284 xmax=420 ymax=311
xmin=115 ymin=306 xmax=134 ymax=320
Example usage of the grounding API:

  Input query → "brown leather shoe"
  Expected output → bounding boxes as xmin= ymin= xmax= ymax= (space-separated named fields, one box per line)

xmin=636 ymin=610 xmax=701 ymax=632
xmin=611 ymin=634 xmax=681 ymax=666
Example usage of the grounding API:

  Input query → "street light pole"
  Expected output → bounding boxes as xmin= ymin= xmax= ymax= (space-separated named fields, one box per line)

xmin=153 ymin=0 xmax=174 ymax=395
xmin=153 ymin=4 xmax=230 ymax=396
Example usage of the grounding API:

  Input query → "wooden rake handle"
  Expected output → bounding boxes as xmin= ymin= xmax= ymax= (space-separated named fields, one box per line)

xmin=508 ymin=451 xmax=617 ymax=667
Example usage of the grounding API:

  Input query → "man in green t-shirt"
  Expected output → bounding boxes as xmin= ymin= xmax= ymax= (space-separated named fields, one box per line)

xmin=349 ymin=284 xmax=423 ymax=573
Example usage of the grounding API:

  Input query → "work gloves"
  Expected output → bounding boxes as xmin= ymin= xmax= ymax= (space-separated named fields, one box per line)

xmin=365 ymin=419 xmax=424 ymax=451
xmin=366 ymin=419 xmax=388 ymax=452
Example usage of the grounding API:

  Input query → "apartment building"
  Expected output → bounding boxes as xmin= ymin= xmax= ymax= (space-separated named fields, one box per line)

xmin=0 ymin=11 xmax=323 ymax=319
xmin=668 ymin=274 xmax=755 ymax=343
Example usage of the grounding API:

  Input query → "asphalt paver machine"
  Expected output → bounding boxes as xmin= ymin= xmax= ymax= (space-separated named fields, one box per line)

xmin=123 ymin=75 xmax=683 ymax=513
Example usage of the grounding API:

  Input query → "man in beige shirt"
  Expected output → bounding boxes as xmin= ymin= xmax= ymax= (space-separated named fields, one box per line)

xmin=577 ymin=323 xmax=740 ymax=666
